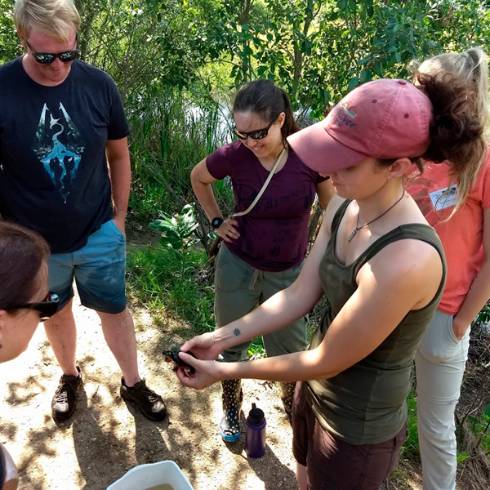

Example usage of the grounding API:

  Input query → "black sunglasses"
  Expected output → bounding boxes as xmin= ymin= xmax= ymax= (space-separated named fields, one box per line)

xmin=233 ymin=120 xmax=274 ymax=141
xmin=26 ymin=40 xmax=80 ymax=65
xmin=4 ymin=292 xmax=60 ymax=321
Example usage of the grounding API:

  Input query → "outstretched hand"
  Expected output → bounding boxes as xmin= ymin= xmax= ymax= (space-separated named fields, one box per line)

xmin=180 ymin=331 xmax=222 ymax=361
xmin=175 ymin=352 xmax=223 ymax=390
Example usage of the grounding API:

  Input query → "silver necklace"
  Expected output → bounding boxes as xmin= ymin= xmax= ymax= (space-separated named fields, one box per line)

xmin=347 ymin=190 xmax=406 ymax=242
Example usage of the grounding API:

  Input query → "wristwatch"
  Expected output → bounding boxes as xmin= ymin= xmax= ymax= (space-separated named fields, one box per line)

xmin=211 ymin=217 xmax=224 ymax=229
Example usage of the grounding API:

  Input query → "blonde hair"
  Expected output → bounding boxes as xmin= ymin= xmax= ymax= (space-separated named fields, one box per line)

xmin=14 ymin=0 xmax=80 ymax=41
xmin=411 ymin=47 xmax=489 ymax=209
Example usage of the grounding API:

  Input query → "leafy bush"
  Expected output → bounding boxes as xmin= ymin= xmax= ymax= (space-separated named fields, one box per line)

xmin=149 ymin=204 xmax=199 ymax=250
xmin=476 ymin=302 xmax=490 ymax=325
xmin=468 ymin=404 xmax=490 ymax=455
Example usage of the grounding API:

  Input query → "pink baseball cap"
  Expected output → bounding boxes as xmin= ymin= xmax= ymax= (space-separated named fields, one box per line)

xmin=288 ymin=79 xmax=432 ymax=174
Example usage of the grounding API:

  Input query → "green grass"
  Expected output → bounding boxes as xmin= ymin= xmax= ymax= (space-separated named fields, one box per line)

xmin=127 ymin=239 xmax=266 ymax=356
xmin=129 ymin=181 xmax=170 ymax=225
xmin=400 ymin=391 xmax=486 ymax=465
xmin=127 ymin=244 xmax=215 ymax=336
xmin=468 ymin=404 xmax=490 ymax=455
xmin=402 ymin=392 xmax=420 ymax=461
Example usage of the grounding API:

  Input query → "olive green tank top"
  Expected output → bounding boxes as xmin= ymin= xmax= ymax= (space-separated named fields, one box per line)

xmin=306 ymin=200 xmax=446 ymax=445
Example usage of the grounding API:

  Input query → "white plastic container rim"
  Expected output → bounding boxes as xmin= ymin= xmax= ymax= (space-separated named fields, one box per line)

xmin=107 ymin=460 xmax=193 ymax=490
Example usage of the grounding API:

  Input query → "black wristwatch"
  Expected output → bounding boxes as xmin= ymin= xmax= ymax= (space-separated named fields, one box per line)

xmin=211 ymin=217 xmax=224 ymax=229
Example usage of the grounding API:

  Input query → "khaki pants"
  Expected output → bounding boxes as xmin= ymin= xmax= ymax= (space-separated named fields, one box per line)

xmin=415 ymin=310 xmax=470 ymax=490
xmin=214 ymin=244 xmax=307 ymax=361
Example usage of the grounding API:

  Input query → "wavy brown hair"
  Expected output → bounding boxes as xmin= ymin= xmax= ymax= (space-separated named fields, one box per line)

xmin=412 ymin=47 xmax=489 ymax=209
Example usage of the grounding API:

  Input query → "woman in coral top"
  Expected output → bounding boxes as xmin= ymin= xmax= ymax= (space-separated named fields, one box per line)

xmin=407 ymin=47 xmax=490 ymax=490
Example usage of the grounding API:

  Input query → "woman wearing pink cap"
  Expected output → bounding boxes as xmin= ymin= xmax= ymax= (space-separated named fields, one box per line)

xmin=175 ymin=73 xmax=483 ymax=489
xmin=407 ymin=47 xmax=489 ymax=490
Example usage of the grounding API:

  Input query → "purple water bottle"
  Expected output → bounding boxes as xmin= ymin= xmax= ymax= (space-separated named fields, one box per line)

xmin=245 ymin=403 xmax=266 ymax=458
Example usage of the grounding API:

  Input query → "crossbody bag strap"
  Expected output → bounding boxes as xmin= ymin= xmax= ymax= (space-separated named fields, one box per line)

xmin=231 ymin=147 xmax=287 ymax=218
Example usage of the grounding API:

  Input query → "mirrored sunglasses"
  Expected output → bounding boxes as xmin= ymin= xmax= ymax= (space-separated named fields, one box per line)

xmin=233 ymin=120 xmax=274 ymax=141
xmin=27 ymin=41 xmax=80 ymax=65
xmin=5 ymin=292 xmax=60 ymax=321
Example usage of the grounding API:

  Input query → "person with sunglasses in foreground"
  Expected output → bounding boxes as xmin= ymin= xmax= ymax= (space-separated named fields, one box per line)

xmin=0 ymin=221 xmax=56 ymax=490
xmin=0 ymin=0 xmax=166 ymax=424
xmin=190 ymin=79 xmax=334 ymax=442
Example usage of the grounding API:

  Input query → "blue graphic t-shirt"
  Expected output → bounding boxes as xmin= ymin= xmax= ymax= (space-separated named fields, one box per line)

xmin=0 ymin=58 xmax=129 ymax=252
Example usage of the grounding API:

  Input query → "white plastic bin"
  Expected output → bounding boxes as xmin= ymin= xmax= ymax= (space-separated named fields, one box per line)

xmin=107 ymin=460 xmax=193 ymax=490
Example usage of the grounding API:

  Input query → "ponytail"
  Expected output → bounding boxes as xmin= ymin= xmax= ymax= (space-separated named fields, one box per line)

xmin=414 ymin=47 xmax=489 ymax=208
xmin=279 ymin=88 xmax=300 ymax=141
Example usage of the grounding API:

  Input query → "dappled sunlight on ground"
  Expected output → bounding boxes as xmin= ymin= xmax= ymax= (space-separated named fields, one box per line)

xmin=0 ymin=295 xmax=298 ymax=489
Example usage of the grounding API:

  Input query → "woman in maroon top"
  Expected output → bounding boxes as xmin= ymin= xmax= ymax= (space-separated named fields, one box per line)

xmin=191 ymin=79 xmax=333 ymax=442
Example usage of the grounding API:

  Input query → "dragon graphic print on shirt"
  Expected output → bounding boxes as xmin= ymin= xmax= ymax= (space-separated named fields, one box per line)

xmin=33 ymin=102 xmax=86 ymax=203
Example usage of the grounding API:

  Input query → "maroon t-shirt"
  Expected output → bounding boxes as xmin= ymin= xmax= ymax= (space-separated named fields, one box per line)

xmin=206 ymin=141 xmax=325 ymax=271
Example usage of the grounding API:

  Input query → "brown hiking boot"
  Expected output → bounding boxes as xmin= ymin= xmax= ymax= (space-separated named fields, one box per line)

xmin=51 ymin=367 xmax=82 ymax=423
xmin=120 ymin=378 xmax=167 ymax=422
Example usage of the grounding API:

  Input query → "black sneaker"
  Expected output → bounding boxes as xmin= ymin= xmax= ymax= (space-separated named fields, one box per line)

xmin=120 ymin=378 xmax=167 ymax=422
xmin=51 ymin=367 xmax=82 ymax=423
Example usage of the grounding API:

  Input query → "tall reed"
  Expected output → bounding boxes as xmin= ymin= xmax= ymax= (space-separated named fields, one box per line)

xmin=128 ymin=89 xmax=233 ymax=223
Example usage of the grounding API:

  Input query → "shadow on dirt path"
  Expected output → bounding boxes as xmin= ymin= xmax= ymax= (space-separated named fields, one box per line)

xmin=0 ymin=297 xmax=299 ymax=489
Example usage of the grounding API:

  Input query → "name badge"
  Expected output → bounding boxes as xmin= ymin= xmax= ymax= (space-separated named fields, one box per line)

xmin=429 ymin=184 xmax=458 ymax=211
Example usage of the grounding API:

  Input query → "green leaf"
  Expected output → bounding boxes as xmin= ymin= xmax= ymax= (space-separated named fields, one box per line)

xmin=348 ymin=77 xmax=360 ymax=91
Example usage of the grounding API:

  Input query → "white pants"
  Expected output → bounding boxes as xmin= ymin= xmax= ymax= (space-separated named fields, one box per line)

xmin=415 ymin=310 xmax=470 ymax=490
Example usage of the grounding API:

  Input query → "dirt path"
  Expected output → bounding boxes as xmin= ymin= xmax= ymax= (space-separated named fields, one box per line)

xmin=0 ymin=295 xmax=300 ymax=490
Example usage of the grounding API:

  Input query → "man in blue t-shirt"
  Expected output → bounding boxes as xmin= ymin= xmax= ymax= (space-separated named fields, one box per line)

xmin=0 ymin=0 xmax=167 ymax=423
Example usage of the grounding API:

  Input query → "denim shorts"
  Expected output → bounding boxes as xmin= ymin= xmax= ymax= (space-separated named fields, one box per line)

xmin=48 ymin=219 xmax=127 ymax=314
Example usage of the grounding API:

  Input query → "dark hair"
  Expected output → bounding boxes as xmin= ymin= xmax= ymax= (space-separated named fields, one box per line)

xmin=380 ymin=68 xmax=486 ymax=205
xmin=412 ymin=47 xmax=489 ymax=211
xmin=417 ymin=71 xmax=485 ymax=181
xmin=0 ymin=222 xmax=49 ymax=308
xmin=233 ymin=79 xmax=299 ymax=142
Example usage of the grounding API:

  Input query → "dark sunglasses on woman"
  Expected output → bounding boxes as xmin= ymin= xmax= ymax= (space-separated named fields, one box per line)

xmin=26 ymin=41 xmax=80 ymax=65
xmin=4 ymin=293 xmax=60 ymax=321
xmin=234 ymin=120 xmax=274 ymax=141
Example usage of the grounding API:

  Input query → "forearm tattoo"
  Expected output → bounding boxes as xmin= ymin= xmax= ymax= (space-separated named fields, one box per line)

xmin=233 ymin=328 xmax=241 ymax=337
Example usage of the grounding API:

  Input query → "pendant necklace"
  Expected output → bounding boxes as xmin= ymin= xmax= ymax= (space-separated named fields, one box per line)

xmin=348 ymin=189 xmax=406 ymax=242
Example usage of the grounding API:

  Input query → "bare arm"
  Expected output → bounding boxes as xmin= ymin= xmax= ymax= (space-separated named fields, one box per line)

xmin=178 ymin=234 xmax=443 ymax=387
xmin=453 ymin=208 xmax=490 ymax=338
xmin=180 ymin=196 xmax=342 ymax=357
xmin=190 ymin=158 xmax=221 ymax=220
xmin=316 ymin=178 xmax=336 ymax=209
xmin=190 ymin=159 xmax=239 ymax=242
xmin=106 ymin=137 xmax=131 ymax=234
